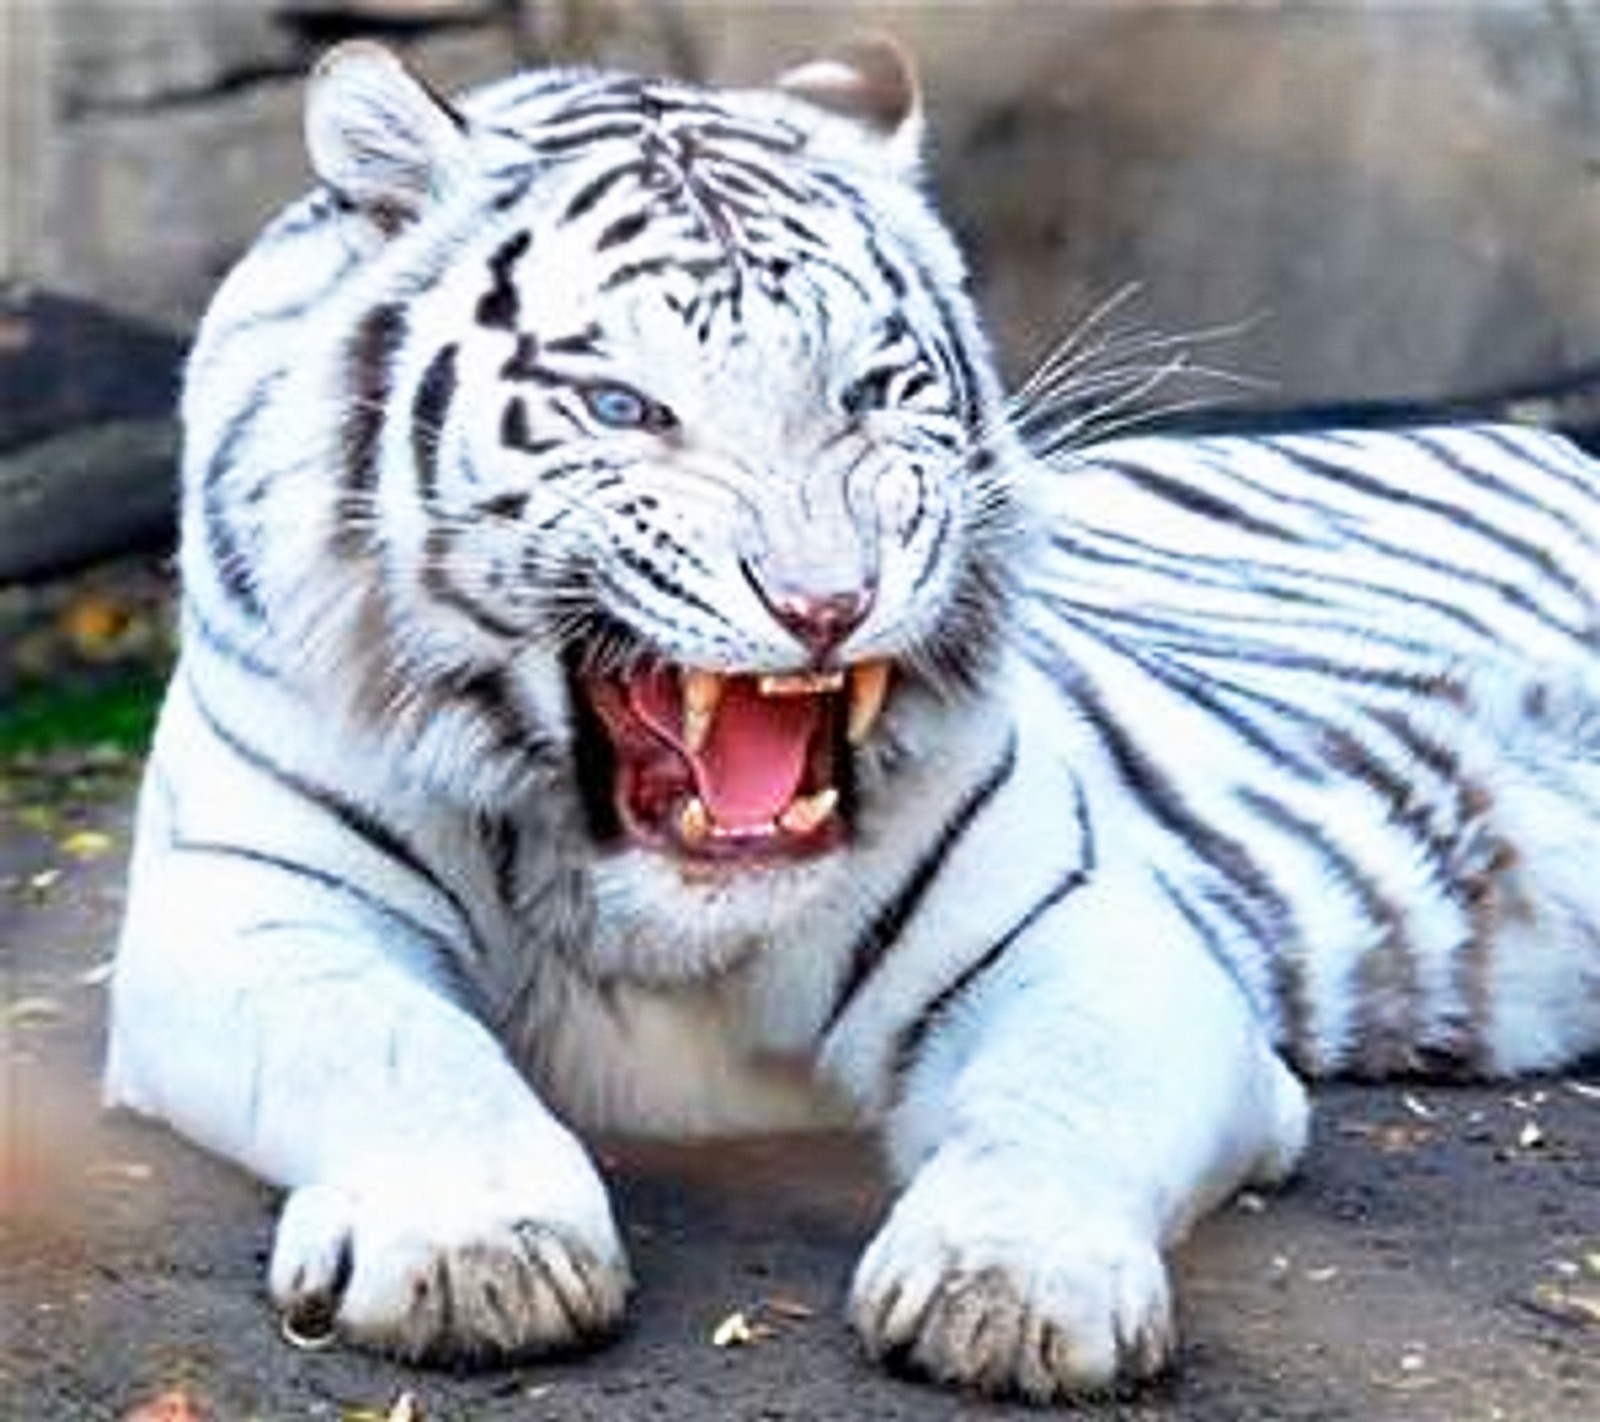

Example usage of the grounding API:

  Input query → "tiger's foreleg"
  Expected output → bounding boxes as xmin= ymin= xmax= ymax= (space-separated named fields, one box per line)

xmin=849 ymin=876 xmax=1307 ymax=1399
xmin=105 ymin=710 xmax=629 ymax=1362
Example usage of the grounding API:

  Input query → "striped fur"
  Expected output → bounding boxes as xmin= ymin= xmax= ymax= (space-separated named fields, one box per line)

xmin=108 ymin=42 xmax=1598 ymax=1401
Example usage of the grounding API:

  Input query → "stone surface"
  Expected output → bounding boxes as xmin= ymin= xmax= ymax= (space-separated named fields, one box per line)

xmin=7 ymin=1 xmax=1600 ymax=397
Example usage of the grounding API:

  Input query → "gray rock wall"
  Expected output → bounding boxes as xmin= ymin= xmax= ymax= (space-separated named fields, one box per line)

xmin=7 ymin=0 xmax=1600 ymax=401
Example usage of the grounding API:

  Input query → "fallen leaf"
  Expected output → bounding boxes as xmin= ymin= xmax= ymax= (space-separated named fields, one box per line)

xmin=1343 ymin=1119 xmax=1437 ymax=1153
xmin=3 ymin=996 xmax=63 ymax=1026
xmin=76 ymin=959 xmax=116 ymax=987
xmin=762 ymin=1294 xmax=817 ymax=1321
xmin=87 ymin=1159 xmax=154 ymax=1184
xmin=60 ymin=828 xmax=114 ymax=860
xmin=1522 ymin=1282 xmax=1600 ymax=1329
xmin=122 ymin=1389 xmax=206 ymax=1422
xmin=0 ymin=313 xmax=32 ymax=354
xmin=59 ymin=593 xmax=135 ymax=655
xmin=711 ymin=1310 xmax=754 ymax=1348
xmin=26 ymin=867 xmax=61 ymax=897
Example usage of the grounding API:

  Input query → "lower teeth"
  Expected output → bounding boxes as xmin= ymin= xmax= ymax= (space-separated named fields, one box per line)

xmin=675 ymin=788 xmax=839 ymax=845
xmin=778 ymin=787 xmax=839 ymax=836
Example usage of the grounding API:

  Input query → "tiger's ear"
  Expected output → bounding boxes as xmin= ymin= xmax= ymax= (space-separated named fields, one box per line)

xmin=776 ymin=36 xmax=923 ymax=174
xmin=306 ymin=41 xmax=470 ymax=240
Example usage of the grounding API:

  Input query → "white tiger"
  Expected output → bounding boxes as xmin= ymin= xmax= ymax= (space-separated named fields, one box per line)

xmin=106 ymin=38 xmax=1600 ymax=1401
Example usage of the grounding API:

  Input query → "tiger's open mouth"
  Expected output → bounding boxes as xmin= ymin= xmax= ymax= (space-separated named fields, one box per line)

xmin=575 ymin=660 xmax=891 ymax=861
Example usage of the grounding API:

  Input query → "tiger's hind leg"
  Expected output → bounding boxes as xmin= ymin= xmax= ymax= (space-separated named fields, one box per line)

xmin=847 ymin=876 xmax=1306 ymax=1400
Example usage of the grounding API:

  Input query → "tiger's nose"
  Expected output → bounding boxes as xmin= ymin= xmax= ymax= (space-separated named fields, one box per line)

xmin=742 ymin=562 xmax=876 ymax=661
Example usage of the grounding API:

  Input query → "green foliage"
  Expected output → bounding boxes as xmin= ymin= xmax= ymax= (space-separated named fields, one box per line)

xmin=0 ymin=672 xmax=163 ymax=758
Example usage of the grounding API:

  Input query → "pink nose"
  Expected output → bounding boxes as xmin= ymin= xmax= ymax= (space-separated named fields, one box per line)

xmin=743 ymin=562 xmax=876 ymax=661
xmin=769 ymin=589 xmax=874 ymax=658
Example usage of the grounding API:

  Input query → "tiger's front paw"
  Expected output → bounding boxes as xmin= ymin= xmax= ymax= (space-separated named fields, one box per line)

xmin=268 ymin=1156 xmax=630 ymax=1364
xmin=849 ymin=1159 xmax=1173 ymax=1400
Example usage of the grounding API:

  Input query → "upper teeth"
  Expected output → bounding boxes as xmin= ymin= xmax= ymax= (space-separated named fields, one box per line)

xmin=682 ymin=669 xmax=723 ymax=755
xmin=678 ymin=661 xmax=892 ymax=751
xmin=847 ymin=660 xmax=891 ymax=746
xmin=757 ymin=671 xmax=846 ymax=697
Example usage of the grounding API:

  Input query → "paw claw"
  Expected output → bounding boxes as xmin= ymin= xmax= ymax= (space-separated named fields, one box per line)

xmin=851 ymin=1169 xmax=1174 ymax=1400
xmin=269 ymin=1176 xmax=629 ymax=1363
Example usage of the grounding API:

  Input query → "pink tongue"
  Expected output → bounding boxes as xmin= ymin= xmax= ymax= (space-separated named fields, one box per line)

xmin=631 ymin=670 xmax=819 ymax=829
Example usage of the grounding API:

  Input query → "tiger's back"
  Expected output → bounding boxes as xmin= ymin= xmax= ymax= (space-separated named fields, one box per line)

xmin=1025 ymin=424 xmax=1600 ymax=1078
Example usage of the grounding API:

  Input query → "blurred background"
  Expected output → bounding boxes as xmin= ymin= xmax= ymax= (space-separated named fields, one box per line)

xmin=2 ymin=0 xmax=1600 ymax=750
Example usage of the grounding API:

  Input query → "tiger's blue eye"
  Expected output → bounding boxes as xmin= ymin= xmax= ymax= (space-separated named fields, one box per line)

xmin=582 ymin=383 xmax=675 ymax=432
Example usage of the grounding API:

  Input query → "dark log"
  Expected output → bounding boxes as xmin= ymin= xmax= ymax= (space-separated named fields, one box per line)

xmin=0 ymin=292 xmax=184 ymax=583
xmin=0 ymin=419 xmax=178 ymax=584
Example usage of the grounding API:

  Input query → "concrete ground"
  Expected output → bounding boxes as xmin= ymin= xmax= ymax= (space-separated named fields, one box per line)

xmin=2 ymin=769 xmax=1598 ymax=1422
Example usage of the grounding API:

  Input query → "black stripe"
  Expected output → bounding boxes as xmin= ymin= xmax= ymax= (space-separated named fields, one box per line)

xmin=490 ymin=167 xmax=539 ymax=213
xmin=208 ymin=253 xmax=359 ymax=356
xmin=478 ymin=491 xmax=529 ymax=521
xmin=1038 ymin=647 xmax=1295 ymax=954
xmin=1397 ymin=427 xmax=1600 ymax=540
xmin=186 ymin=676 xmax=491 ymax=960
xmin=685 ymin=118 xmax=806 ymax=155
xmin=1274 ymin=441 xmax=1595 ymax=631
xmin=421 ymin=526 xmax=525 ymax=640
xmin=1468 ymin=424 xmax=1600 ymax=506
xmin=500 ymin=397 xmax=561 ymax=457
xmin=825 ymin=731 xmax=1019 ymax=1032
xmin=477 ymin=231 xmax=532 ymax=330
xmin=1027 ymin=610 xmax=1330 ymax=781
xmin=1092 ymin=459 xmax=1307 ymax=541
xmin=600 ymin=254 xmax=723 ymax=294
xmin=431 ymin=663 xmax=559 ymax=769
xmin=185 ymin=602 xmax=278 ymax=681
xmin=543 ymin=326 xmax=603 ymax=356
xmin=476 ymin=812 xmax=523 ymax=912
xmin=891 ymin=860 xmax=1093 ymax=1087
xmin=413 ymin=344 xmax=458 ymax=504
xmin=203 ymin=374 xmax=280 ymax=619
xmin=338 ymin=302 xmax=408 ymax=557
xmin=595 ymin=209 xmax=651 ymax=251
xmin=530 ymin=121 xmax=644 ymax=156
xmin=561 ymin=160 xmax=649 ymax=222
xmin=702 ymin=150 xmax=811 ymax=205
xmin=1237 ymin=785 xmax=1419 ymax=1074
xmin=168 ymin=833 xmax=465 ymax=969
xmin=614 ymin=544 xmax=728 ymax=625
xmin=922 ymin=305 xmax=980 ymax=433
xmin=1151 ymin=867 xmax=1255 ymax=1004
xmin=1054 ymin=519 xmax=1501 ymax=644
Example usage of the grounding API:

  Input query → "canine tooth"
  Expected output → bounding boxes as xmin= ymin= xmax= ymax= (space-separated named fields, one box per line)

xmin=758 ymin=671 xmax=846 ymax=697
xmin=847 ymin=660 xmax=891 ymax=745
xmin=679 ymin=796 xmax=712 ymax=843
xmin=778 ymin=787 xmax=839 ymax=836
xmin=682 ymin=669 xmax=724 ymax=753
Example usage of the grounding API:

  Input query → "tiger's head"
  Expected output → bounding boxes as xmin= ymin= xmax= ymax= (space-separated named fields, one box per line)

xmin=267 ymin=40 xmax=1026 ymax=915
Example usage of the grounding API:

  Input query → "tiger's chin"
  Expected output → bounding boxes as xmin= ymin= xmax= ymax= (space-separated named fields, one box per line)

xmin=569 ymin=654 xmax=895 ymax=869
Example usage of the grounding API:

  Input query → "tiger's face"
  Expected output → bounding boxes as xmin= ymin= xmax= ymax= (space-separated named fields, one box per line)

xmin=300 ymin=42 xmax=1023 ymax=887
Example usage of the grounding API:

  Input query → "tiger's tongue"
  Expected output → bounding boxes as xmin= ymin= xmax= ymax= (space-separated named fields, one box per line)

xmin=631 ymin=670 xmax=820 ymax=829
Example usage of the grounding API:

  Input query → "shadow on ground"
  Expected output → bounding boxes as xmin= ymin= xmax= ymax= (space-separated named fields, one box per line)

xmin=2 ymin=762 xmax=1597 ymax=1422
